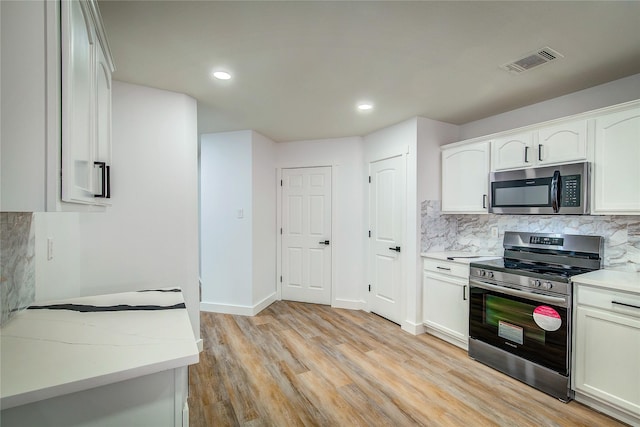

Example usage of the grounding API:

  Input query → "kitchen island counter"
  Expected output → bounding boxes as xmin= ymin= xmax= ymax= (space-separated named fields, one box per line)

xmin=0 ymin=287 xmax=199 ymax=411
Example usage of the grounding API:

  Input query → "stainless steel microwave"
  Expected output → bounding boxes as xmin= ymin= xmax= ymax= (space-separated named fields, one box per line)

xmin=489 ymin=162 xmax=590 ymax=215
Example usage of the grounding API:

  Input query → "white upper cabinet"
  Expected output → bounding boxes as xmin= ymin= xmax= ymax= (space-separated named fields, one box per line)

xmin=537 ymin=119 xmax=588 ymax=166
xmin=0 ymin=0 xmax=114 ymax=212
xmin=592 ymin=105 xmax=640 ymax=214
xmin=491 ymin=120 xmax=588 ymax=171
xmin=441 ymin=141 xmax=490 ymax=214
xmin=492 ymin=132 xmax=534 ymax=171
xmin=61 ymin=0 xmax=114 ymax=205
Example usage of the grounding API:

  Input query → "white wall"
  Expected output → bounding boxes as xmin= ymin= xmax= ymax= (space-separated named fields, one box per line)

xmin=251 ymin=131 xmax=277 ymax=307
xmin=200 ymin=130 xmax=278 ymax=314
xmin=362 ymin=116 xmax=460 ymax=332
xmin=415 ymin=116 xmax=460 ymax=323
xmin=200 ymin=131 xmax=253 ymax=308
xmin=363 ymin=119 xmax=419 ymax=331
xmin=416 ymin=117 xmax=460 ymax=203
xmin=460 ymin=73 xmax=640 ymax=140
xmin=276 ymin=136 xmax=365 ymax=307
xmin=35 ymin=81 xmax=200 ymax=339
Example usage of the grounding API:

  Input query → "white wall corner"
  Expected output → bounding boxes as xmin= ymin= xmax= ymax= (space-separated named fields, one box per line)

xmin=252 ymin=292 xmax=277 ymax=315
xmin=199 ymin=302 xmax=255 ymax=316
xmin=199 ymin=292 xmax=276 ymax=317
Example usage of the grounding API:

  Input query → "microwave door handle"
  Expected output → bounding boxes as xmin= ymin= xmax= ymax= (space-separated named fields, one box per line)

xmin=551 ymin=170 xmax=561 ymax=213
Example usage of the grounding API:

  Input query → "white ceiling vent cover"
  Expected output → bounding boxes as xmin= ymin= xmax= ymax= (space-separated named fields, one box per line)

xmin=501 ymin=47 xmax=564 ymax=74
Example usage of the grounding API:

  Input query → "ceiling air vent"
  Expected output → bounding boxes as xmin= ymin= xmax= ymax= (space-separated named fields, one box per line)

xmin=500 ymin=47 xmax=564 ymax=74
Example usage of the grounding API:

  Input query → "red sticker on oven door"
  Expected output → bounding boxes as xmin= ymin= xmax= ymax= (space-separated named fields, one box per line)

xmin=533 ymin=305 xmax=561 ymax=331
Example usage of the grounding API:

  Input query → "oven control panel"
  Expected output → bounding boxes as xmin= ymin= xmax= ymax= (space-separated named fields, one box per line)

xmin=470 ymin=267 xmax=569 ymax=296
xmin=530 ymin=279 xmax=553 ymax=290
xmin=529 ymin=236 xmax=564 ymax=246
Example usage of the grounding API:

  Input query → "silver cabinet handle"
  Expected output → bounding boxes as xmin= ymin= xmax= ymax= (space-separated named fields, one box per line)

xmin=463 ymin=285 xmax=467 ymax=301
xmin=538 ymin=144 xmax=543 ymax=161
xmin=612 ymin=301 xmax=640 ymax=310
xmin=524 ymin=146 xmax=529 ymax=163
xmin=436 ymin=266 xmax=451 ymax=271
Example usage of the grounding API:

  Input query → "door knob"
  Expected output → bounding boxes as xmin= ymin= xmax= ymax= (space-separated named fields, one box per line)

xmin=388 ymin=246 xmax=401 ymax=252
xmin=319 ymin=240 xmax=330 ymax=245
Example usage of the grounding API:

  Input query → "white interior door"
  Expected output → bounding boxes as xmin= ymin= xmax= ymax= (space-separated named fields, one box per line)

xmin=281 ymin=167 xmax=332 ymax=305
xmin=369 ymin=156 xmax=405 ymax=324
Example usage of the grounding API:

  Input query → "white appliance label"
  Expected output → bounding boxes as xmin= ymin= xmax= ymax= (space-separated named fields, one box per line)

xmin=533 ymin=305 xmax=562 ymax=331
xmin=498 ymin=320 xmax=523 ymax=344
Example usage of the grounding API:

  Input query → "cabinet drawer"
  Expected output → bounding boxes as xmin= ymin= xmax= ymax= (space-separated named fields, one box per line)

xmin=576 ymin=285 xmax=640 ymax=318
xmin=423 ymin=258 xmax=469 ymax=279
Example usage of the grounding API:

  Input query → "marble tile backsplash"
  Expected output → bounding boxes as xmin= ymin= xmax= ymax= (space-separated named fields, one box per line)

xmin=421 ymin=200 xmax=640 ymax=272
xmin=1 ymin=212 xmax=36 ymax=325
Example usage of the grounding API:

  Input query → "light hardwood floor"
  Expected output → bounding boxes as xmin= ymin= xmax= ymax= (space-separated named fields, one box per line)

xmin=188 ymin=301 xmax=624 ymax=426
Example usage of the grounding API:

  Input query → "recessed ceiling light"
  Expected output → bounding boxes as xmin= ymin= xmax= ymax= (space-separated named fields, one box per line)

xmin=357 ymin=103 xmax=373 ymax=111
xmin=212 ymin=71 xmax=232 ymax=80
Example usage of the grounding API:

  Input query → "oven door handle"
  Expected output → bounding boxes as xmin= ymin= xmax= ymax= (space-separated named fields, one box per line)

xmin=469 ymin=279 xmax=568 ymax=306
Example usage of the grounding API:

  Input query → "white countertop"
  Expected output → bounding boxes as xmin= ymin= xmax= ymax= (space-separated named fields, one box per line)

xmin=572 ymin=270 xmax=640 ymax=294
xmin=421 ymin=251 xmax=500 ymax=265
xmin=0 ymin=288 xmax=199 ymax=410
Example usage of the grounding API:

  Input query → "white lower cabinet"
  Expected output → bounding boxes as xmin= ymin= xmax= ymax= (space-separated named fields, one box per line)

xmin=0 ymin=367 xmax=189 ymax=427
xmin=422 ymin=258 xmax=470 ymax=349
xmin=573 ymin=283 xmax=640 ymax=426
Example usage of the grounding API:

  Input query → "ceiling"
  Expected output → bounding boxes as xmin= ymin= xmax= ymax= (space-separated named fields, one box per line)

xmin=98 ymin=1 xmax=640 ymax=142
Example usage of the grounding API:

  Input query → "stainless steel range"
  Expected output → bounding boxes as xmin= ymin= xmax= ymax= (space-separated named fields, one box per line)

xmin=468 ymin=231 xmax=604 ymax=402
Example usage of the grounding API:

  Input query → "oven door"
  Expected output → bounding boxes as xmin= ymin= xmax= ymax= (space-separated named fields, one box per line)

xmin=469 ymin=279 xmax=570 ymax=374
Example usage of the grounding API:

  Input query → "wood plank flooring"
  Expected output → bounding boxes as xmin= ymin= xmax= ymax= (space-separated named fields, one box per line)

xmin=188 ymin=301 xmax=624 ymax=426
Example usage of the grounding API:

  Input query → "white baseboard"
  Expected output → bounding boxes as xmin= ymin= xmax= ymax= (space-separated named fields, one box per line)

xmin=423 ymin=325 xmax=468 ymax=350
xmin=574 ymin=391 xmax=639 ymax=426
xmin=253 ymin=293 xmax=277 ymax=314
xmin=200 ymin=292 xmax=277 ymax=316
xmin=402 ymin=320 xmax=426 ymax=336
xmin=332 ymin=298 xmax=366 ymax=311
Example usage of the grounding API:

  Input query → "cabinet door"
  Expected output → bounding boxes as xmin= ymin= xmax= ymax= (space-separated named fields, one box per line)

xmin=61 ymin=0 xmax=96 ymax=204
xmin=423 ymin=272 xmax=469 ymax=346
xmin=537 ymin=120 xmax=587 ymax=165
xmin=593 ymin=107 xmax=640 ymax=214
xmin=574 ymin=305 xmax=640 ymax=416
xmin=94 ymin=43 xmax=112 ymax=201
xmin=492 ymin=132 xmax=534 ymax=171
xmin=441 ymin=141 xmax=490 ymax=213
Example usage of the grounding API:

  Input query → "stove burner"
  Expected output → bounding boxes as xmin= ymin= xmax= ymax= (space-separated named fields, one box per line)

xmin=503 ymin=260 xmax=593 ymax=278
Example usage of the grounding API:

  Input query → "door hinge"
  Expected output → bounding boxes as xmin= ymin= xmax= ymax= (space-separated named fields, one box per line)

xmin=368 ymin=284 xmax=371 ymax=292
xmin=368 ymin=176 xmax=371 ymax=183
xmin=280 ymin=276 xmax=282 ymax=283
xmin=368 ymin=230 xmax=371 ymax=238
xmin=280 ymin=228 xmax=283 ymax=234
xmin=280 ymin=179 xmax=283 ymax=186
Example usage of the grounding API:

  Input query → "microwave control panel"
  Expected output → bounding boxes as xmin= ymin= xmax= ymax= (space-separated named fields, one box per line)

xmin=561 ymin=175 xmax=581 ymax=207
